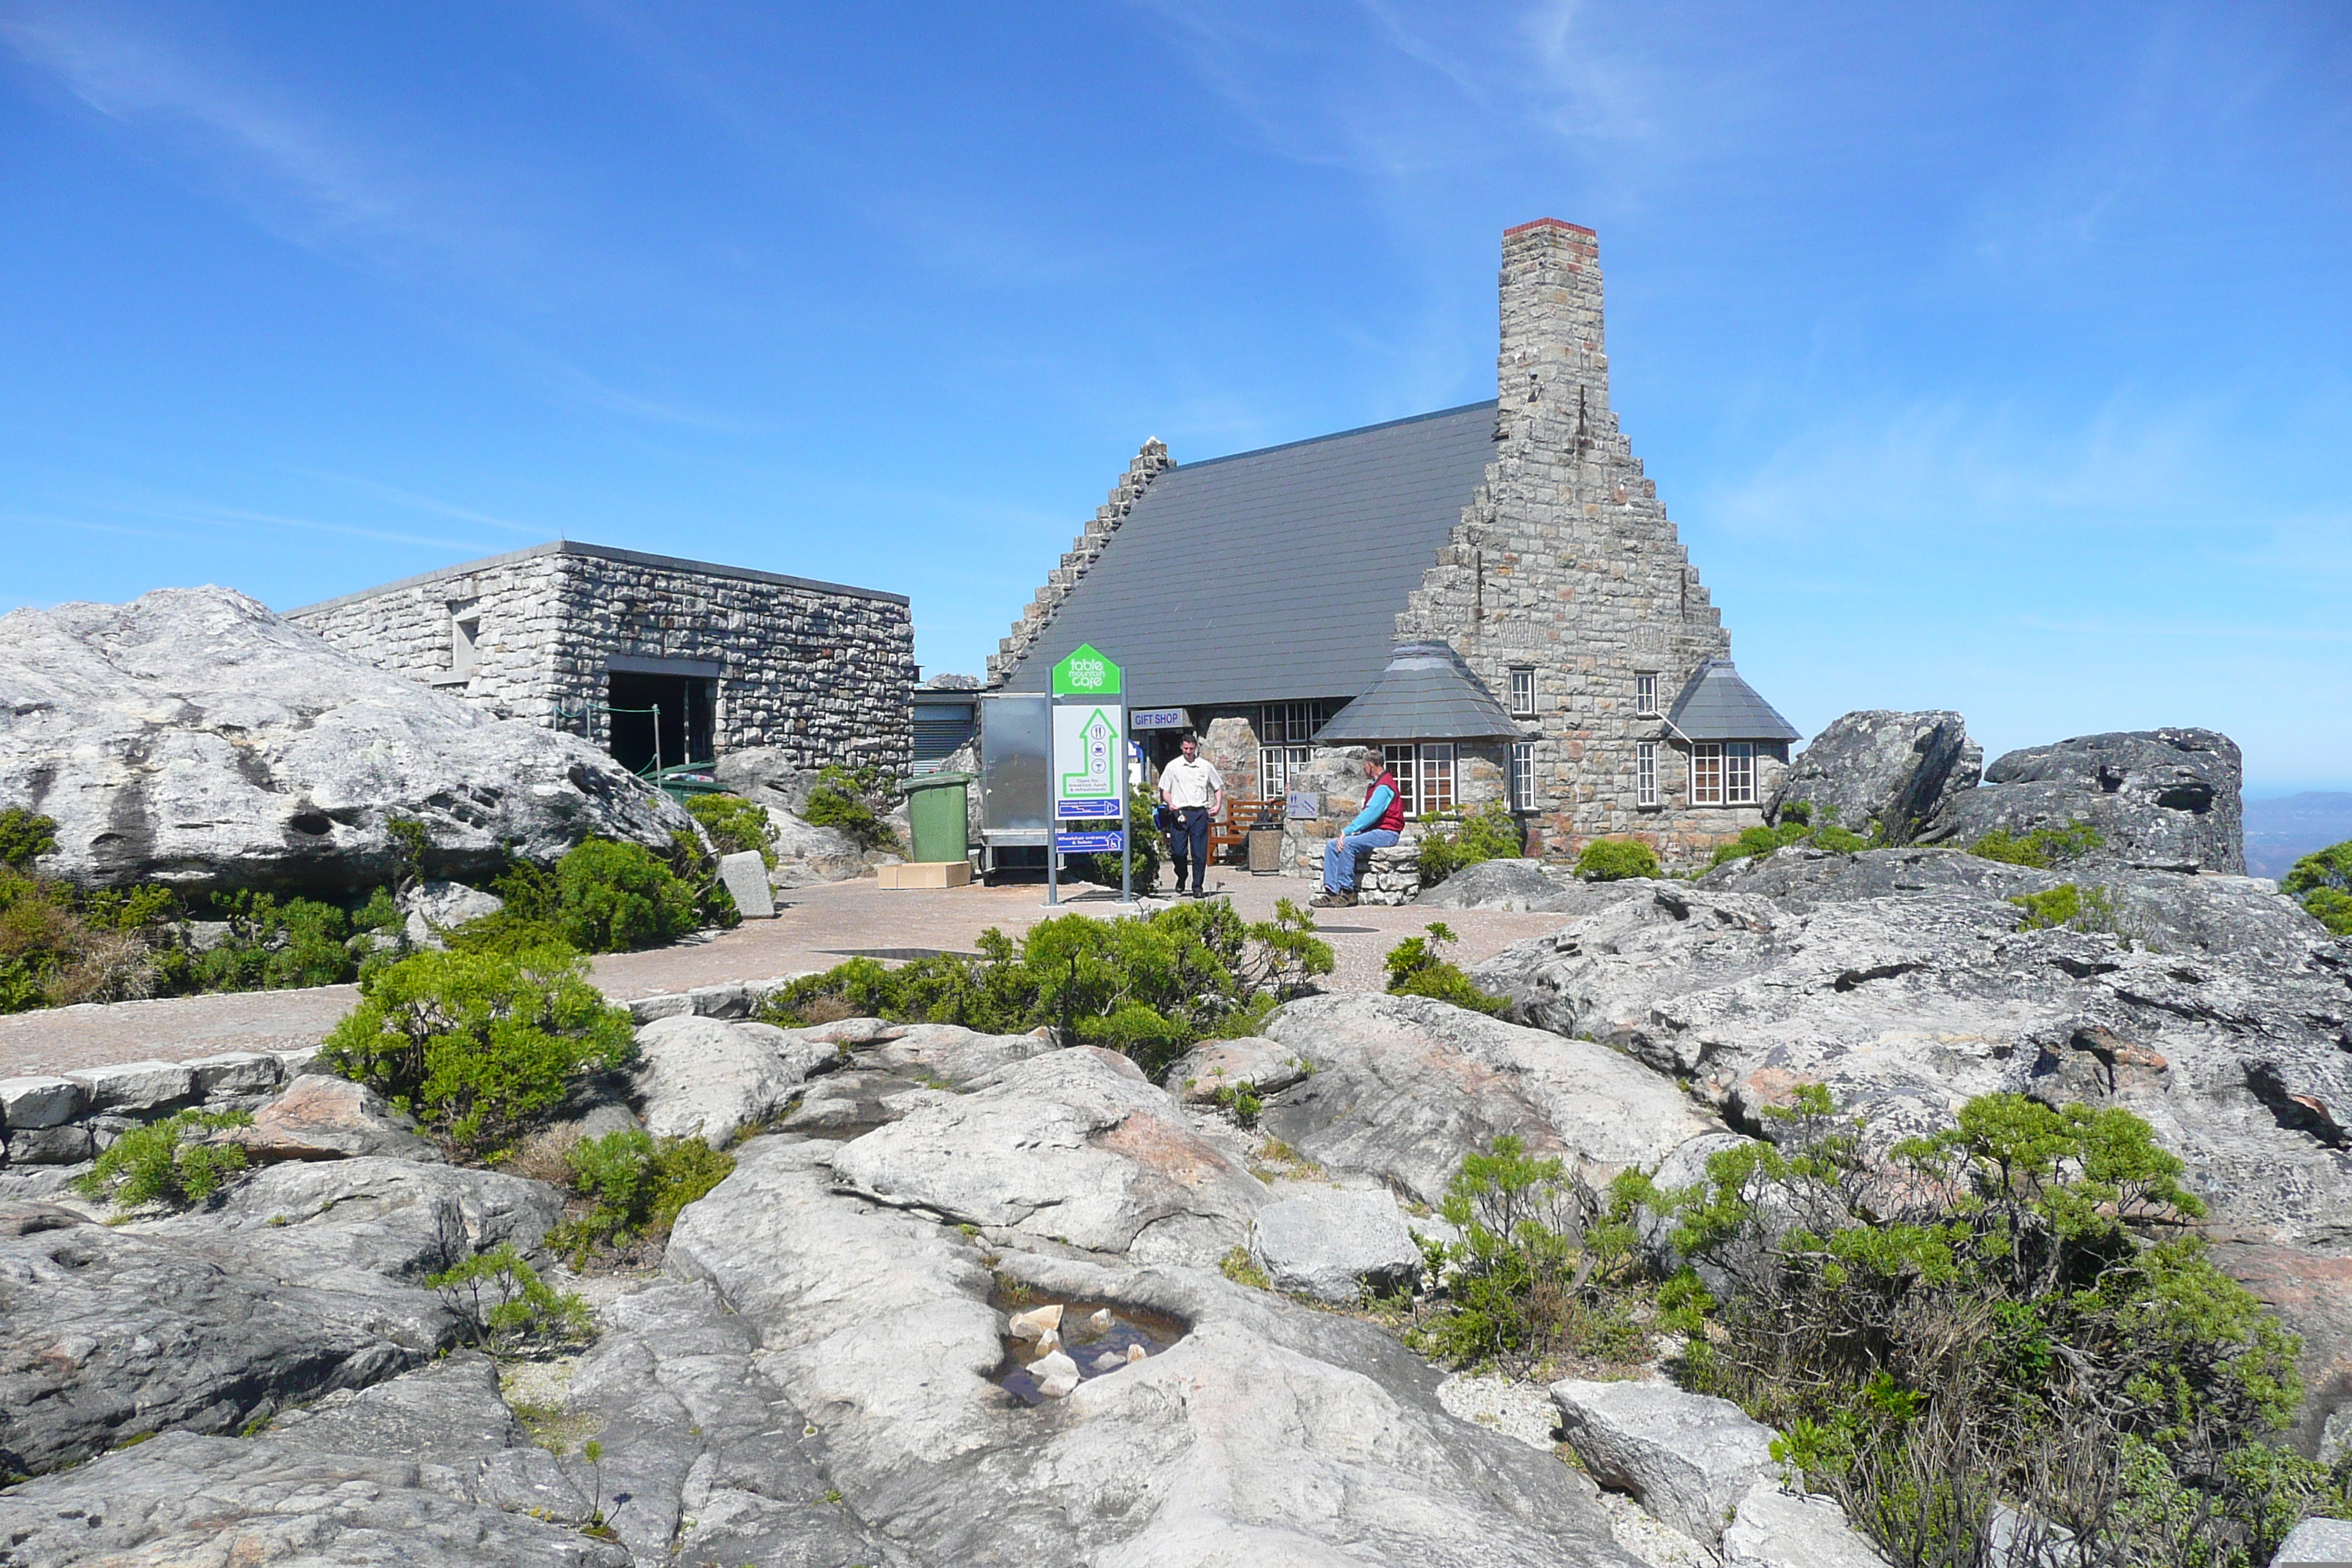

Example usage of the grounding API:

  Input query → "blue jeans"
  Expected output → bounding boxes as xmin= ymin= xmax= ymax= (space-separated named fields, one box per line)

xmin=1323 ymin=828 xmax=1400 ymax=892
xmin=1168 ymin=806 xmax=1212 ymax=891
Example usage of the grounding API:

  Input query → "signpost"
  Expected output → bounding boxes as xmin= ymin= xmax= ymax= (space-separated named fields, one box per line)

xmin=1047 ymin=644 xmax=1130 ymax=907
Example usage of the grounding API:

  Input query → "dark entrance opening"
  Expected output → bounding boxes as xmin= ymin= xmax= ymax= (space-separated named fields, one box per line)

xmin=607 ymin=672 xmax=715 ymax=774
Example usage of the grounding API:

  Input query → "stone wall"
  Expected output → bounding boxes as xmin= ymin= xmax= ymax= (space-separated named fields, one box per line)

xmin=988 ymin=442 xmax=1173 ymax=685
xmin=1395 ymin=219 xmax=1774 ymax=867
xmin=288 ymin=543 xmax=914 ymax=774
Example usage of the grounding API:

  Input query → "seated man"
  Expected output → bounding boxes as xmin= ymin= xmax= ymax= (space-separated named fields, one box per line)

xmin=1313 ymin=749 xmax=1403 ymax=908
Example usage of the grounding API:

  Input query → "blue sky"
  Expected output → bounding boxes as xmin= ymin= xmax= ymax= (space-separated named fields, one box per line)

xmin=2 ymin=1 xmax=2346 ymax=791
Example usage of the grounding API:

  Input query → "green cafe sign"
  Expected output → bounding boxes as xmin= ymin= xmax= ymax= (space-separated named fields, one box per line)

xmin=1050 ymin=643 xmax=1123 ymax=697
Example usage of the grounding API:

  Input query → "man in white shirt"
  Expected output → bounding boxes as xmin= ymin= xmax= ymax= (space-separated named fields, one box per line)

xmin=1156 ymin=734 xmax=1224 ymax=897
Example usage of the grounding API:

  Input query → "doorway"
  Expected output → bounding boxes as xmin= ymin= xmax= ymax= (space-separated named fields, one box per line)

xmin=607 ymin=671 xmax=714 ymax=774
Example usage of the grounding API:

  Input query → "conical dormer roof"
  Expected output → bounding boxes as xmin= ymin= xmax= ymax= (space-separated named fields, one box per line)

xmin=1664 ymin=657 xmax=1801 ymax=742
xmin=1313 ymin=641 xmax=1520 ymax=745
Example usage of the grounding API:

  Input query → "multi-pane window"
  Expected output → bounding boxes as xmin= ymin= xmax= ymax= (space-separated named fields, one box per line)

xmin=1259 ymin=701 xmax=1324 ymax=794
xmin=1382 ymin=745 xmax=1417 ymax=816
xmin=1509 ymin=667 xmax=1536 ymax=717
xmin=1510 ymin=740 xmax=1537 ymax=811
xmin=1378 ymin=743 xmax=1457 ymax=819
xmin=1635 ymin=671 xmax=1659 ymax=715
xmin=1725 ymin=742 xmax=1756 ymax=806
xmin=1636 ymin=742 xmax=1658 ymax=807
xmin=1692 ymin=742 xmax=1724 ymax=805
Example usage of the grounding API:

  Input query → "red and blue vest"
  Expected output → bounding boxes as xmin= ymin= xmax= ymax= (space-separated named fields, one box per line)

xmin=1367 ymin=770 xmax=1406 ymax=833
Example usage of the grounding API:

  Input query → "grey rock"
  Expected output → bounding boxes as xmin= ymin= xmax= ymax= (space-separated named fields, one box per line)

xmin=666 ymin=1137 xmax=1640 ymax=1565
xmin=765 ymin=804 xmax=870 ymax=888
xmin=709 ymin=746 xmax=818 ymax=815
xmin=859 ymin=1019 xmax=1057 ymax=1088
xmin=184 ymin=1050 xmax=282 ymax=1100
xmin=1259 ymin=993 xmax=1724 ymax=1206
xmin=631 ymin=1014 xmax=832 ymax=1147
xmin=225 ymin=1073 xmax=445 ymax=1162
xmin=0 ymin=586 xmax=693 ymax=895
xmin=1724 ymin=1480 xmax=1893 ymax=1567
xmin=1765 ymin=709 xmax=1980 ymax=843
xmin=3 ymin=1124 xmax=94 ymax=1164
xmin=1919 ymin=726 xmax=2245 ymax=874
xmin=2277 ymin=1515 xmax=2352 ymax=1564
xmin=1164 ymin=1034 xmax=1313 ymax=1103
xmin=0 ymin=1076 xmax=86 ymax=1131
xmin=184 ymin=918 xmax=235 ymax=953
xmin=1698 ymin=844 xmax=2060 ymax=907
xmin=400 ymin=878 xmax=505 ymax=948
xmin=1552 ymin=1376 xmax=1776 ymax=1545
xmin=717 ymin=848 xmax=776 ymax=917
xmin=830 ymin=1045 xmax=1270 ymax=1266
xmin=1417 ymin=857 xmax=1669 ymax=913
xmin=272 ymin=1042 xmax=325 ymax=1078
xmin=66 ymin=1059 xmax=195 ymax=1115
xmin=774 ymin=1067 xmax=932 ymax=1137
xmin=1251 ymin=1187 xmax=1422 ymax=1303
xmin=0 ymin=1427 xmax=627 ymax=1567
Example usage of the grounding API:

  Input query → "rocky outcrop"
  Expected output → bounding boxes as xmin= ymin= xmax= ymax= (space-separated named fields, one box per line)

xmin=1259 ymin=993 xmax=1726 ymax=1206
xmin=225 ymin=1073 xmax=446 ymax=1163
xmin=1417 ymin=857 xmax=1668 ymax=913
xmin=1918 ymin=727 xmax=2246 ymax=873
xmin=1163 ymin=1034 xmax=1312 ymax=1103
xmin=1765 ymin=710 xmax=1980 ymax=842
xmin=0 ymin=587 xmax=693 ymax=894
xmin=1250 ymin=1186 xmax=1423 ymax=1303
xmin=401 ymin=878 xmax=504 ymax=947
xmin=629 ymin=1015 xmax=832 ymax=1147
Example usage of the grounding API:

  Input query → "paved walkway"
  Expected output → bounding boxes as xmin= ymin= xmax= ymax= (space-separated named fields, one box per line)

xmin=0 ymin=870 xmax=1562 ymax=1079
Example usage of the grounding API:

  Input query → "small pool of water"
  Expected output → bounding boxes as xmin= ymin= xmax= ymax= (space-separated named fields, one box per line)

xmin=991 ymin=1295 xmax=1187 ymax=1406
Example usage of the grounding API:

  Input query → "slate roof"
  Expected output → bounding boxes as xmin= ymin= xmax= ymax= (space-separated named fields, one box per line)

xmin=1665 ymin=657 xmax=1802 ymax=742
xmin=1315 ymin=641 xmax=1522 ymax=744
xmin=999 ymin=402 xmax=1501 ymax=707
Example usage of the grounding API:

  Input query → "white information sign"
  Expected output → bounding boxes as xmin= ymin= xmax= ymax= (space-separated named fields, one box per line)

xmin=1052 ymin=701 xmax=1126 ymax=821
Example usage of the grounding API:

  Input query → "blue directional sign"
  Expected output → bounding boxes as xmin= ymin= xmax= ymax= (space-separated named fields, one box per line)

xmin=1055 ymin=830 xmax=1126 ymax=853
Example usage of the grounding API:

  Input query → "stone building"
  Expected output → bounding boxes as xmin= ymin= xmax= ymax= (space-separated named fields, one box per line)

xmin=990 ymin=219 xmax=1798 ymax=867
xmin=287 ymin=540 xmax=913 ymax=776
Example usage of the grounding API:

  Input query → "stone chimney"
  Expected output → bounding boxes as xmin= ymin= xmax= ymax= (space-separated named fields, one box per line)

xmin=1496 ymin=217 xmax=1605 ymax=442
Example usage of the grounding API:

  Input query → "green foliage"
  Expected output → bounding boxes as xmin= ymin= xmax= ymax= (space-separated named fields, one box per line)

xmin=426 ymin=1243 xmax=593 ymax=1352
xmin=803 ymin=764 xmax=897 ymax=851
xmin=2285 ymin=840 xmax=2352 ymax=935
xmin=762 ymin=898 xmax=1333 ymax=1077
xmin=182 ymin=892 xmax=358 ymax=992
xmin=320 ymin=943 xmax=636 ymax=1154
xmin=75 ymin=1109 xmax=253 ymax=1210
xmin=1383 ymin=921 xmax=1509 ymax=1015
xmin=685 ymin=792 xmax=779 ymax=869
xmin=1212 ymin=1082 xmax=1264 ymax=1127
xmin=1574 ymin=837 xmax=1660 ymax=882
xmin=0 ymin=807 xmax=59 ymax=869
xmin=1220 ymin=1246 xmax=1271 ymax=1289
xmin=2007 ymin=881 xmax=2136 ymax=939
xmin=1069 ymin=785 xmax=1162 ymax=892
xmin=1707 ymin=806 xmax=1872 ymax=869
xmin=1416 ymin=802 xmax=1526 ymax=887
xmin=1968 ymin=820 xmax=2106 ymax=869
xmin=384 ymin=815 xmax=431 ymax=893
xmin=2303 ymin=886 xmax=2352 ymax=937
xmin=547 ymin=1129 xmax=736 ymax=1265
xmin=555 ymin=838 xmax=703 ymax=951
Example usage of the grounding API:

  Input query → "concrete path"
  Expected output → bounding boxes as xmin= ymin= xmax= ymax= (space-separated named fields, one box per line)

xmin=0 ymin=870 xmax=1565 ymax=1078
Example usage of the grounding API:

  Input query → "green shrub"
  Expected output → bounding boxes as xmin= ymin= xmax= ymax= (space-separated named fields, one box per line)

xmin=1707 ymin=808 xmax=1872 ymax=870
xmin=554 ymin=839 xmax=701 ymax=951
xmin=75 ymin=1109 xmax=254 ymax=1210
xmin=2285 ymin=840 xmax=2352 ymax=935
xmin=0 ymin=807 xmax=58 ymax=869
xmin=761 ymin=898 xmax=1332 ymax=1077
xmin=546 ymin=1128 xmax=736 ymax=1265
xmin=1416 ymin=802 xmax=1525 ymax=888
xmin=426 ymin=1243 xmax=593 ymax=1352
xmin=1968 ymin=820 xmax=2105 ymax=869
xmin=320 ymin=943 xmax=636 ymax=1155
xmin=803 ymin=764 xmax=897 ymax=851
xmin=1383 ymin=921 xmax=1508 ymax=1015
xmin=1070 ymin=785 xmax=1161 ymax=892
xmin=183 ymin=892 xmax=358 ymax=992
xmin=0 ymin=866 xmax=180 ymax=1011
xmin=1574 ymin=838 xmax=1659 ymax=881
xmin=685 ymin=792 xmax=779 ymax=869
xmin=2304 ymin=887 xmax=2352 ymax=938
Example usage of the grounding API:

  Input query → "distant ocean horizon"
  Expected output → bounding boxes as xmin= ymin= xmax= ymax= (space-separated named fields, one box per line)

xmin=2244 ymin=792 xmax=2352 ymax=880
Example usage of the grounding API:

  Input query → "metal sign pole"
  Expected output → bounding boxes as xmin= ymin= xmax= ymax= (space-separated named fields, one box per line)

xmin=1044 ymin=691 xmax=1060 ymax=908
xmin=1120 ymin=700 xmax=1133 ymax=908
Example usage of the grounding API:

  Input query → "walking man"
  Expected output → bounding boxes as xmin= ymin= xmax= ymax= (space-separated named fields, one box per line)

xmin=1313 ymin=748 xmax=1403 ymax=908
xmin=1157 ymin=733 xmax=1224 ymax=896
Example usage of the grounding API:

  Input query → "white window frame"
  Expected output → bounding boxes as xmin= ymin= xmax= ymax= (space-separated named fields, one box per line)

xmin=1259 ymin=701 xmax=1324 ymax=796
xmin=1635 ymin=671 xmax=1659 ymax=715
xmin=1692 ymin=742 xmax=1724 ymax=806
xmin=1382 ymin=745 xmax=1417 ymax=818
xmin=1417 ymin=743 xmax=1456 ymax=816
xmin=1509 ymin=667 xmax=1536 ymax=717
xmin=1636 ymin=742 xmax=1658 ymax=807
xmin=1725 ymin=742 xmax=1757 ymax=807
xmin=1509 ymin=740 xmax=1537 ymax=811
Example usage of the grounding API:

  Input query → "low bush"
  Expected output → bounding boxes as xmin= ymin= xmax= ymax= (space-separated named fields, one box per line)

xmin=1708 ymin=807 xmax=1871 ymax=870
xmin=426 ymin=1243 xmax=593 ymax=1352
xmin=546 ymin=1128 xmax=736 ymax=1266
xmin=1968 ymin=821 xmax=2105 ymax=869
xmin=685 ymin=792 xmax=779 ymax=869
xmin=75 ymin=1109 xmax=253 ymax=1210
xmin=1574 ymin=838 xmax=1660 ymax=882
xmin=1416 ymin=802 xmax=1526 ymax=888
xmin=1069 ymin=785 xmax=1161 ymax=892
xmin=761 ymin=899 xmax=1332 ymax=1077
xmin=451 ymin=837 xmax=712 ymax=957
xmin=0 ymin=806 xmax=59 ymax=869
xmin=2285 ymin=840 xmax=2352 ymax=936
xmin=319 ymin=943 xmax=636 ymax=1155
xmin=173 ymin=891 xmax=360 ymax=994
xmin=803 ymin=764 xmax=898 ymax=851
xmin=1383 ymin=921 xmax=1509 ymax=1015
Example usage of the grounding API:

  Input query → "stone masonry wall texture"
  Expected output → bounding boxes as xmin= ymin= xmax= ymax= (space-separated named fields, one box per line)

xmin=287 ymin=543 xmax=914 ymax=774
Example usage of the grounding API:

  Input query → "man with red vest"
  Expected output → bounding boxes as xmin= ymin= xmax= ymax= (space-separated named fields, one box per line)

xmin=1313 ymin=749 xmax=1404 ymax=908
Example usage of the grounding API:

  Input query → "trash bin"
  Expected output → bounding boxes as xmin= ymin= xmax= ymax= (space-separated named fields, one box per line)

xmin=899 ymin=772 xmax=974 ymax=867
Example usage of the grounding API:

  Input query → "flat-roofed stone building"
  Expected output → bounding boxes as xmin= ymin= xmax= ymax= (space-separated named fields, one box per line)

xmin=990 ymin=219 xmax=1798 ymax=868
xmin=287 ymin=541 xmax=913 ymax=776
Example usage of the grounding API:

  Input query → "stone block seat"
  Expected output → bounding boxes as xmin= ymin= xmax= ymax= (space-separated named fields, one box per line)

xmin=1357 ymin=843 xmax=1422 ymax=907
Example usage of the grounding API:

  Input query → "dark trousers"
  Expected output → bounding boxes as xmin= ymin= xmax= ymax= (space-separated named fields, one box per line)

xmin=1168 ymin=807 xmax=1211 ymax=891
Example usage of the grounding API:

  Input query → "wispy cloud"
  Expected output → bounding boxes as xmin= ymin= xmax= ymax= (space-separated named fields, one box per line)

xmin=290 ymin=472 xmax=545 ymax=537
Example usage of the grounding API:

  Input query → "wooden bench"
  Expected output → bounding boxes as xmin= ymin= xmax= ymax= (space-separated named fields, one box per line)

xmin=1207 ymin=795 xmax=1282 ymax=861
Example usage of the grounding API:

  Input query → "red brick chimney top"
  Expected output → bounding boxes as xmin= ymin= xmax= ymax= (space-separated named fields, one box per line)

xmin=1503 ymin=216 xmax=1597 ymax=238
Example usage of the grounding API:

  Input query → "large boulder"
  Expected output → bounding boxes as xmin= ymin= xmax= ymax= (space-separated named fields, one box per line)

xmin=1249 ymin=1187 xmax=1423 ymax=1303
xmin=1918 ymin=728 xmax=2245 ymax=873
xmin=1417 ymin=857 xmax=1667 ymax=913
xmin=1258 ymin=992 xmax=1726 ymax=1206
xmin=0 ymin=587 xmax=693 ymax=894
xmin=1551 ymin=1377 xmax=1775 ymax=1545
xmin=630 ymin=1014 xmax=834 ymax=1148
xmin=663 ymin=1136 xmax=1642 ymax=1565
xmin=1765 ymin=710 xmax=1980 ymax=842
